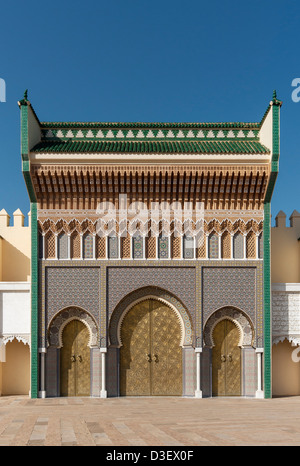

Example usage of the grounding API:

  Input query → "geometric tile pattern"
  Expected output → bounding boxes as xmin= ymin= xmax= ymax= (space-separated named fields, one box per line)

xmin=57 ymin=233 xmax=68 ymax=259
xmin=221 ymin=231 xmax=231 ymax=259
xmin=233 ymin=233 xmax=244 ymax=259
xmin=183 ymin=236 xmax=194 ymax=259
xmin=258 ymin=233 xmax=263 ymax=259
xmin=83 ymin=233 xmax=93 ymax=259
xmin=246 ymin=232 xmax=256 ymax=259
xmin=132 ymin=236 xmax=144 ymax=259
xmin=48 ymin=306 xmax=98 ymax=347
xmin=45 ymin=232 xmax=55 ymax=259
xmin=203 ymin=306 xmax=254 ymax=347
xmin=242 ymin=347 xmax=257 ymax=396
xmin=182 ymin=347 xmax=196 ymax=396
xmin=45 ymin=266 xmax=100 ymax=323
xmin=39 ymin=260 xmax=263 ymax=348
xmin=42 ymin=127 xmax=260 ymax=141
xmin=202 ymin=266 xmax=256 ymax=339
xmin=158 ymin=236 xmax=169 ymax=259
xmin=71 ymin=231 xmax=81 ymax=258
xmin=208 ymin=233 xmax=219 ymax=259
xmin=107 ymin=266 xmax=196 ymax=323
xmin=108 ymin=236 xmax=119 ymax=259
xmin=38 ymin=258 xmax=263 ymax=397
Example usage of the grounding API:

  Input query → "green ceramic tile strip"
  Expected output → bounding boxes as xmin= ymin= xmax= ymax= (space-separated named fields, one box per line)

xmin=19 ymin=96 xmax=38 ymax=399
xmin=263 ymin=92 xmax=281 ymax=398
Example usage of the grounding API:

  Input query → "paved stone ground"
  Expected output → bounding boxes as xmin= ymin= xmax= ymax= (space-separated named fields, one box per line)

xmin=0 ymin=395 xmax=300 ymax=446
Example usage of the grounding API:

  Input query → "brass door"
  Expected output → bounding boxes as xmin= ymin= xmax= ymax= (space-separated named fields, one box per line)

xmin=60 ymin=320 xmax=90 ymax=396
xmin=120 ymin=299 xmax=182 ymax=396
xmin=212 ymin=319 xmax=241 ymax=396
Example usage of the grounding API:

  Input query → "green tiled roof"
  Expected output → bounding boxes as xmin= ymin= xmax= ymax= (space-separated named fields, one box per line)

xmin=31 ymin=139 xmax=270 ymax=155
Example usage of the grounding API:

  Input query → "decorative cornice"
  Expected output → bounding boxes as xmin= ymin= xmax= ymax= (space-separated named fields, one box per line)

xmin=1 ymin=334 xmax=30 ymax=346
xmin=273 ymin=335 xmax=300 ymax=346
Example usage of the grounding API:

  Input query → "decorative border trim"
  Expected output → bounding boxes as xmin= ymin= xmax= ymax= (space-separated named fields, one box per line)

xmin=117 ymin=295 xmax=185 ymax=348
xmin=273 ymin=335 xmax=300 ymax=346
xmin=19 ymin=99 xmax=39 ymax=399
xmin=41 ymin=128 xmax=260 ymax=141
xmin=2 ymin=334 xmax=30 ymax=346
xmin=263 ymin=95 xmax=281 ymax=398
xmin=108 ymin=286 xmax=193 ymax=347
xmin=48 ymin=306 xmax=98 ymax=348
xmin=203 ymin=306 xmax=254 ymax=348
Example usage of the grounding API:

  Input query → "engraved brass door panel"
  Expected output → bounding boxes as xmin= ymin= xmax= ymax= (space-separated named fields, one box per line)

xmin=120 ymin=300 xmax=151 ymax=396
xmin=120 ymin=299 xmax=182 ymax=396
xmin=60 ymin=320 xmax=90 ymax=397
xmin=212 ymin=319 xmax=241 ymax=396
xmin=151 ymin=300 xmax=182 ymax=396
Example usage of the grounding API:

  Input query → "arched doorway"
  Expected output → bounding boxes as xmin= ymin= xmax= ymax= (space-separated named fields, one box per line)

xmin=120 ymin=299 xmax=183 ymax=396
xmin=212 ymin=319 xmax=241 ymax=396
xmin=60 ymin=320 xmax=90 ymax=396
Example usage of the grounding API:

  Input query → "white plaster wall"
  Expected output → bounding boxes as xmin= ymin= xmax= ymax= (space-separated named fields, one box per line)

xmin=27 ymin=104 xmax=41 ymax=150
xmin=272 ymin=284 xmax=300 ymax=344
xmin=0 ymin=283 xmax=30 ymax=335
xmin=259 ymin=105 xmax=273 ymax=153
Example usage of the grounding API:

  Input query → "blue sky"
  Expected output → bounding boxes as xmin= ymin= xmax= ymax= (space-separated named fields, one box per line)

xmin=0 ymin=0 xmax=299 ymax=226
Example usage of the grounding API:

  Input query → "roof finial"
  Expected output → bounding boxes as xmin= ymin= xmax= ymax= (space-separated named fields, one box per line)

xmin=24 ymin=89 xmax=28 ymax=101
xmin=272 ymin=89 xmax=282 ymax=107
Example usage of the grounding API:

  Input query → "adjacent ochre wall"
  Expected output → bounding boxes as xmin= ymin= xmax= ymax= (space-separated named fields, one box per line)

xmin=271 ymin=210 xmax=300 ymax=283
xmin=0 ymin=237 xmax=2 ymax=281
xmin=271 ymin=212 xmax=300 ymax=397
xmin=1 ymin=340 xmax=30 ymax=395
xmin=272 ymin=340 xmax=300 ymax=396
xmin=0 ymin=209 xmax=31 ymax=281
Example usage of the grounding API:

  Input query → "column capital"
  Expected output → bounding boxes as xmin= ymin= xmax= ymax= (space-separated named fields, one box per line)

xmin=195 ymin=347 xmax=203 ymax=353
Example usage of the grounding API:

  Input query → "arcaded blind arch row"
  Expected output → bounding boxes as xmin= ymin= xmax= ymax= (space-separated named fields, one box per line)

xmin=39 ymin=229 xmax=263 ymax=260
xmin=38 ymin=215 xmax=263 ymax=260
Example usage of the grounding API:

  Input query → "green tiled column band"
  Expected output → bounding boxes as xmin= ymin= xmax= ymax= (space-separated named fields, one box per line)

xmin=30 ymin=202 xmax=38 ymax=398
xmin=19 ymin=98 xmax=38 ymax=398
xmin=263 ymin=202 xmax=271 ymax=398
xmin=263 ymin=94 xmax=281 ymax=399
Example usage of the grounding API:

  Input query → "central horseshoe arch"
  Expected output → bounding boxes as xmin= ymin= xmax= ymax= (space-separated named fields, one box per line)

xmin=109 ymin=286 xmax=193 ymax=348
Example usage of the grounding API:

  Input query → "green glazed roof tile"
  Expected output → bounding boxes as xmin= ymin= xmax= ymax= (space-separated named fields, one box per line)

xmin=31 ymin=139 xmax=270 ymax=155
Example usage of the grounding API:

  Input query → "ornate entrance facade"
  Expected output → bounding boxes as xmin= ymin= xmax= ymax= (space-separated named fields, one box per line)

xmin=120 ymin=299 xmax=182 ymax=396
xmin=19 ymin=91 xmax=281 ymax=398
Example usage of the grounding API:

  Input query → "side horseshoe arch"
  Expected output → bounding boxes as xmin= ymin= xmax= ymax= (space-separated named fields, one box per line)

xmin=203 ymin=306 xmax=254 ymax=348
xmin=47 ymin=306 xmax=99 ymax=348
